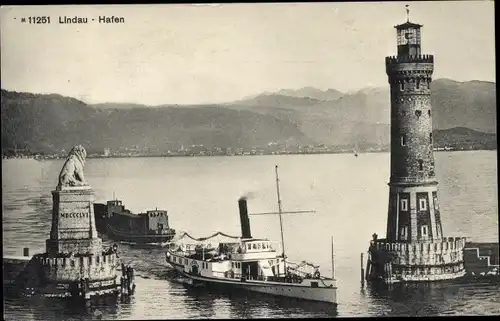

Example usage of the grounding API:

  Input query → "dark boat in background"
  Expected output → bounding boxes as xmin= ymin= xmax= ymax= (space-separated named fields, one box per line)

xmin=93 ymin=199 xmax=176 ymax=245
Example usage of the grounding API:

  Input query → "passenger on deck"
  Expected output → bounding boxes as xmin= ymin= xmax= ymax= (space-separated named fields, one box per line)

xmin=314 ymin=268 xmax=321 ymax=279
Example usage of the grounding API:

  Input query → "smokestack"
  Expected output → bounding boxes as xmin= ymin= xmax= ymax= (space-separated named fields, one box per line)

xmin=238 ymin=197 xmax=252 ymax=239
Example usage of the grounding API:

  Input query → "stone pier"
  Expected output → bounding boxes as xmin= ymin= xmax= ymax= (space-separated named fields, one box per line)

xmin=5 ymin=145 xmax=135 ymax=299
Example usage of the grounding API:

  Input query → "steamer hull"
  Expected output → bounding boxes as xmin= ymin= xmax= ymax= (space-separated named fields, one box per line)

xmin=166 ymin=244 xmax=337 ymax=304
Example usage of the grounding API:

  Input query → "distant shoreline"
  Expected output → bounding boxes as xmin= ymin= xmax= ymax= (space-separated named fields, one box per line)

xmin=3 ymin=147 xmax=496 ymax=160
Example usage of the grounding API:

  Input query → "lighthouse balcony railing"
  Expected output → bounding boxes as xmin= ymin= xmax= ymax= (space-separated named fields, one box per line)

xmin=385 ymin=54 xmax=434 ymax=64
xmin=388 ymin=176 xmax=439 ymax=185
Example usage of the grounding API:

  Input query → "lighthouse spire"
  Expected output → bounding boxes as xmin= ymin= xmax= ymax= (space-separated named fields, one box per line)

xmin=406 ymin=4 xmax=410 ymax=22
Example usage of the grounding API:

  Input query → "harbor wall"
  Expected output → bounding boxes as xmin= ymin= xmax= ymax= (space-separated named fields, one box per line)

xmin=463 ymin=242 xmax=499 ymax=275
xmin=35 ymin=252 xmax=118 ymax=283
xmin=3 ymin=256 xmax=31 ymax=285
xmin=373 ymin=237 xmax=466 ymax=266
xmin=367 ymin=239 xmax=499 ymax=283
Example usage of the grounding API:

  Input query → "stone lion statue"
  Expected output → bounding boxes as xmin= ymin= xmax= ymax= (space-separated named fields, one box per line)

xmin=57 ymin=145 xmax=88 ymax=188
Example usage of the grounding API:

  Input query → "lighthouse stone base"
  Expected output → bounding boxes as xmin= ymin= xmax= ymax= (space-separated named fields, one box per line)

xmin=367 ymin=237 xmax=467 ymax=284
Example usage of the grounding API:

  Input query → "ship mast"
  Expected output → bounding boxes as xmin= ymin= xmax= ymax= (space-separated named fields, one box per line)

xmin=248 ymin=165 xmax=315 ymax=278
xmin=275 ymin=165 xmax=287 ymax=272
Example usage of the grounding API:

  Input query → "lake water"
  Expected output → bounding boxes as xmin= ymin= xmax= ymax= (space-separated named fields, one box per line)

xmin=2 ymin=151 xmax=499 ymax=319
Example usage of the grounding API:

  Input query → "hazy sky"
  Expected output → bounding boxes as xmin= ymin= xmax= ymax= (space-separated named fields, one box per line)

xmin=1 ymin=2 xmax=495 ymax=105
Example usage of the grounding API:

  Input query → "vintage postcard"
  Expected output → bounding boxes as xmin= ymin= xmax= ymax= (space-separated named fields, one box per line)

xmin=1 ymin=2 xmax=497 ymax=320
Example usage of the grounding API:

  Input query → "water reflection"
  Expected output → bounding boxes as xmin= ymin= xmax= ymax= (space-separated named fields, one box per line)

xmin=3 ymin=295 xmax=130 ymax=321
xmin=180 ymin=284 xmax=338 ymax=318
xmin=181 ymin=287 xmax=218 ymax=318
xmin=364 ymin=280 xmax=500 ymax=317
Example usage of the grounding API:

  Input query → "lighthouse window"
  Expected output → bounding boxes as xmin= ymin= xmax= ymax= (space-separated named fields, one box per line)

xmin=401 ymin=134 xmax=407 ymax=146
xmin=422 ymin=225 xmax=429 ymax=237
xmin=419 ymin=198 xmax=427 ymax=211
xmin=416 ymin=79 xmax=420 ymax=89
xmin=429 ymin=133 xmax=433 ymax=144
xmin=400 ymin=199 xmax=408 ymax=211
xmin=418 ymin=159 xmax=424 ymax=171
xmin=415 ymin=110 xmax=422 ymax=118
xmin=428 ymin=110 xmax=431 ymax=116
xmin=401 ymin=226 xmax=408 ymax=241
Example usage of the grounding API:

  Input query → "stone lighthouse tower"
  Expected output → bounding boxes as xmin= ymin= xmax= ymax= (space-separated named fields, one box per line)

xmin=366 ymin=7 xmax=467 ymax=283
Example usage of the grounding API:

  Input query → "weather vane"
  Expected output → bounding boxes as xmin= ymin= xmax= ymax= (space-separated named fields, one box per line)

xmin=406 ymin=4 xmax=410 ymax=22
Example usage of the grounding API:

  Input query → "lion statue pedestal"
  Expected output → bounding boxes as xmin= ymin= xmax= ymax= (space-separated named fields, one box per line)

xmin=45 ymin=186 xmax=103 ymax=255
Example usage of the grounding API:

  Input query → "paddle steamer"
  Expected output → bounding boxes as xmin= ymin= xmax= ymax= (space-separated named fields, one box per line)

xmin=165 ymin=166 xmax=337 ymax=304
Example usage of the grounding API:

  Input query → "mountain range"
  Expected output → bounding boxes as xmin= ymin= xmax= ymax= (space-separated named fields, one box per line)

xmin=1 ymin=79 xmax=496 ymax=154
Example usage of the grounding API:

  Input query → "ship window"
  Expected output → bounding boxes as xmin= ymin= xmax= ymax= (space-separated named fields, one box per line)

xmin=419 ymin=198 xmax=427 ymax=211
xmin=258 ymin=243 xmax=262 ymax=249
xmin=247 ymin=244 xmax=251 ymax=250
xmin=231 ymin=262 xmax=234 ymax=268
xmin=400 ymin=199 xmax=408 ymax=211
xmin=253 ymin=244 xmax=257 ymax=250
xmin=416 ymin=79 xmax=420 ymax=89
xmin=415 ymin=110 xmax=422 ymax=118
xmin=70 ymin=259 xmax=74 ymax=267
xmin=400 ymin=82 xmax=405 ymax=91
xmin=96 ymin=256 xmax=100 ymax=264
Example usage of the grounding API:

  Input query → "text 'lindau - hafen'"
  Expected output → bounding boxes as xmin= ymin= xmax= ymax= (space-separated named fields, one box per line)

xmin=58 ymin=16 xmax=125 ymax=24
